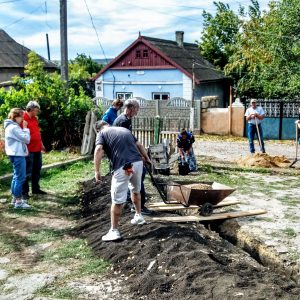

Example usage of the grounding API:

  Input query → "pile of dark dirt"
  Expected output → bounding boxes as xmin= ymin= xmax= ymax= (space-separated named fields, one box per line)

xmin=237 ymin=153 xmax=291 ymax=168
xmin=75 ymin=177 xmax=300 ymax=300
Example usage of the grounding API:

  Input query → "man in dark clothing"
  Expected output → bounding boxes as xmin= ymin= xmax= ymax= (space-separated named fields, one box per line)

xmin=177 ymin=129 xmax=197 ymax=172
xmin=113 ymin=99 xmax=153 ymax=215
xmin=113 ymin=99 xmax=139 ymax=129
xmin=94 ymin=121 xmax=151 ymax=241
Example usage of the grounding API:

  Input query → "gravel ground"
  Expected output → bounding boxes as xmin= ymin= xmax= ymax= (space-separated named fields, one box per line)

xmin=194 ymin=139 xmax=297 ymax=162
xmin=193 ymin=139 xmax=300 ymax=278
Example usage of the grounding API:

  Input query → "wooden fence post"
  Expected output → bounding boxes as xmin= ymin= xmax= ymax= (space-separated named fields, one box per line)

xmin=154 ymin=116 xmax=162 ymax=144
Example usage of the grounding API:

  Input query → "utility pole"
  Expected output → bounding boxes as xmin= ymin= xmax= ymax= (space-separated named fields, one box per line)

xmin=190 ymin=62 xmax=195 ymax=132
xmin=60 ymin=0 xmax=68 ymax=82
xmin=46 ymin=33 xmax=50 ymax=61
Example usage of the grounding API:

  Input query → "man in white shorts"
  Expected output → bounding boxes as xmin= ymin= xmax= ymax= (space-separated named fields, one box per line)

xmin=94 ymin=120 xmax=151 ymax=241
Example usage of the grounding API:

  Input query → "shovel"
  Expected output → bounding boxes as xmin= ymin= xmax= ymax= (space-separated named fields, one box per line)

xmin=289 ymin=122 xmax=299 ymax=168
xmin=145 ymin=163 xmax=167 ymax=203
xmin=255 ymin=117 xmax=264 ymax=153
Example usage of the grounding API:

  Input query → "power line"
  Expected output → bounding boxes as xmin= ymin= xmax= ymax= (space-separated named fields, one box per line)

xmin=2 ymin=4 xmax=44 ymax=29
xmin=0 ymin=0 xmax=24 ymax=4
xmin=83 ymin=0 xmax=115 ymax=92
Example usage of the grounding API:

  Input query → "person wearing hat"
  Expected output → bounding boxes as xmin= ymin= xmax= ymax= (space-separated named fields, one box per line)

xmin=22 ymin=100 xmax=47 ymax=198
xmin=245 ymin=99 xmax=266 ymax=153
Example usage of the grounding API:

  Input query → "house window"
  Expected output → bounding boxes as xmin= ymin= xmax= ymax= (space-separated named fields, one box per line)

xmin=143 ymin=50 xmax=148 ymax=58
xmin=152 ymin=93 xmax=170 ymax=100
xmin=136 ymin=50 xmax=141 ymax=58
xmin=116 ymin=92 xmax=133 ymax=100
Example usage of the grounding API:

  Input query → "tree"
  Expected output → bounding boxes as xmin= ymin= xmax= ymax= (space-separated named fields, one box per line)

xmin=0 ymin=52 xmax=97 ymax=148
xmin=225 ymin=0 xmax=300 ymax=98
xmin=69 ymin=54 xmax=103 ymax=97
xmin=198 ymin=1 xmax=241 ymax=70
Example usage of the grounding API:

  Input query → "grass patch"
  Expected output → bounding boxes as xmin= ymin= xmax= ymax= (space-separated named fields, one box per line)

xmin=282 ymin=227 xmax=297 ymax=237
xmin=36 ymin=286 xmax=79 ymax=299
xmin=0 ymin=232 xmax=34 ymax=255
xmin=0 ymin=150 xmax=81 ymax=176
xmin=28 ymin=228 xmax=66 ymax=244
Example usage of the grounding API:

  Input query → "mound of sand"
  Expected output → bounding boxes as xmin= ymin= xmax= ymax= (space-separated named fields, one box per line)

xmin=237 ymin=153 xmax=291 ymax=168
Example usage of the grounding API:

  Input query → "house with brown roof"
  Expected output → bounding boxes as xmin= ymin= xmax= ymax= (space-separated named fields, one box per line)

xmin=0 ymin=29 xmax=58 ymax=86
xmin=93 ymin=31 xmax=230 ymax=107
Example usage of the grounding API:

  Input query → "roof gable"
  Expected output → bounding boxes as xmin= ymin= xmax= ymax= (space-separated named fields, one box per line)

xmin=0 ymin=29 xmax=58 ymax=69
xmin=93 ymin=34 xmax=225 ymax=83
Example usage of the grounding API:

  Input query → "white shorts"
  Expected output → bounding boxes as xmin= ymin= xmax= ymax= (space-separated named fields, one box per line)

xmin=111 ymin=160 xmax=143 ymax=204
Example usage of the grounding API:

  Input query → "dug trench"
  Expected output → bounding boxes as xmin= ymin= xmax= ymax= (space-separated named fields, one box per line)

xmin=75 ymin=176 xmax=300 ymax=299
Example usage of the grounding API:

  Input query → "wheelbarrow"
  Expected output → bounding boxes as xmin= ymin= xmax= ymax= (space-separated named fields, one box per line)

xmin=145 ymin=165 xmax=235 ymax=216
xmin=165 ymin=181 xmax=236 ymax=216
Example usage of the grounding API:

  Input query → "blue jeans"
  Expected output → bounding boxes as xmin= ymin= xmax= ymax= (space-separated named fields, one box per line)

xmin=23 ymin=152 xmax=42 ymax=194
xmin=248 ymin=123 xmax=265 ymax=153
xmin=9 ymin=156 xmax=26 ymax=198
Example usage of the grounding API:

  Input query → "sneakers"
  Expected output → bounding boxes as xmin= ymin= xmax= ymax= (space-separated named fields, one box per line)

xmin=130 ymin=213 xmax=146 ymax=225
xmin=141 ymin=207 xmax=154 ymax=216
xmin=102 ymin=229 xmax=121 ymax=241
xmin=11 ymin=197 xmax=28 ymax=205
xmin=32 ymin=189 xmax=47 ymax=195
xmin=14 ymin=201 xmax=31 ymax=209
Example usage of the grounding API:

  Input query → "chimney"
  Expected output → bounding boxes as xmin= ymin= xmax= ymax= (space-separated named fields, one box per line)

xmin=175 ymin=31 xmax=184 ymax=47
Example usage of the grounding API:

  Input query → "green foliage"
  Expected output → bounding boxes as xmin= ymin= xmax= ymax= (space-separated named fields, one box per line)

xmin=0 ymin=52 xmax=97 ymax=148
xmin=69 ymin=53 xmax=102 ymax=97
xmin=198 ymin=1 xmax=241 ymax=70
xmin=199 ymin=0 xmax=300 ymax=99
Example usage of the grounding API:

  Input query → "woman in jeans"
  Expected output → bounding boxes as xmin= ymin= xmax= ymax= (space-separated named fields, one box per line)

xmin=4 ymin=108 xmax=31 ymax=209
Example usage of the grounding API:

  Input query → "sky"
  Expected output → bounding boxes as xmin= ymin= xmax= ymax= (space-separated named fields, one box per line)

xmin=0 ymin=0 xmax=271 ymax=61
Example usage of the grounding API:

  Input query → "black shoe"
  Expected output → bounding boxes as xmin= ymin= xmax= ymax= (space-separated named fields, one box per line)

xmin=141 ymin=207 xmax=154 ymax=216
xmin=32 ymin=190 xmax=47 ymax=195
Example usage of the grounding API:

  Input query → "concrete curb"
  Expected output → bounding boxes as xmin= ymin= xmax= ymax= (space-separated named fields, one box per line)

xmin=0 ymin=155 xmax=92 ymax=182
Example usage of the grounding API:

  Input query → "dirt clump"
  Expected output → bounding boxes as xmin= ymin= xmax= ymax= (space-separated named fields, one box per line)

xmin=75 ymin=176 xmax=300 ymax=300
xmin=237 ymin=153 xmax=291 ymax=168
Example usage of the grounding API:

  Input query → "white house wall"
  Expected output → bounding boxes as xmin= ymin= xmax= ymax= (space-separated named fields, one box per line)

xmin=95 ymin=69 xmax=185 ymax=99
xmin=182 ymin=74 xmax=192 ymax=100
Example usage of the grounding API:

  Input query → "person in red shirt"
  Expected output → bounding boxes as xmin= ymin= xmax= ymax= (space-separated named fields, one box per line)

xmin=22 ymin=101 xmax=47 ymax=198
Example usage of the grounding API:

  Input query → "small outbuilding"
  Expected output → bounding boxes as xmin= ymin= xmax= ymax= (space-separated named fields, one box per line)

xmin=0 ymin=29 xmax=58 ymax=85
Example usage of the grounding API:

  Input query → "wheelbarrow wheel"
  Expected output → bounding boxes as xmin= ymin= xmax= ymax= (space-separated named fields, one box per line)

xmin=199 ymin=203 xmax=213 ymax=216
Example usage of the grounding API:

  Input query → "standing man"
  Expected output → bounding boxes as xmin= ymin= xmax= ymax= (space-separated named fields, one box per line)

xmin=245 ymin=99 xmax=266 ymax=154
xmin=113 ymin=99 xmax=152 ymax=215
xmin=113 ymin=98 xmax=139 ymax=130
xmin=94 ymin=121 xmax=151 ymax=241
xmin=22 ymin=101 xmax=47 ymax=198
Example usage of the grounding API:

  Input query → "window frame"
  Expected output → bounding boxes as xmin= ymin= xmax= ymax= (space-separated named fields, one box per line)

xmin=116 ymin=92 xmax=133 ymax=100
xmin=152 ymin=92 xmax=170 ymax=100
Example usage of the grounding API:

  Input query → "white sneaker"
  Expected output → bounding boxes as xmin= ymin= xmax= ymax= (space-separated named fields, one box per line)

xmin=11 ymin=197 xmax=16 ymax=205
xmin=14 ymin=201 xmax=31 ymax=209
xmin=130 ymin=213 xmax=146 ymax=225
xmin=102 ymin=229 xmax=121 ymax=241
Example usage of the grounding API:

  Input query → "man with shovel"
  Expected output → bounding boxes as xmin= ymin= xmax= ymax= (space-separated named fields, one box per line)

xmin=245 ymin=99 xmax=266 ymax=154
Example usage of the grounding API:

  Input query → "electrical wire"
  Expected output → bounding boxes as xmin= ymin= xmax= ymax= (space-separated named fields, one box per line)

xmin=83 ymin=0 xmax=115 ymax=92
xmin=2 ymin=4 xmax=44 ymax=29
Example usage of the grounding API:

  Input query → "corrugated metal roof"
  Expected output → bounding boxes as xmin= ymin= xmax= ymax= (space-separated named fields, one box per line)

xmin=0 ymin=29 xmax=58 ymax=69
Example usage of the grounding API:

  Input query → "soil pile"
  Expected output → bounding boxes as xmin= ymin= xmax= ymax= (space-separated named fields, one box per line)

xmin=75 ymin=177 xmax=300 ymax=300
xmin=237 ymin=153 xmax=291 ymax=168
